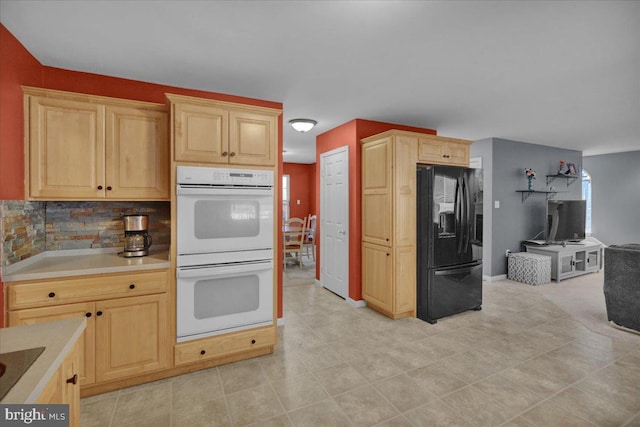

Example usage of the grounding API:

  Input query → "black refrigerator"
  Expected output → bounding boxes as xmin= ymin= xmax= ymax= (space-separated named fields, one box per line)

xmin=417 ymin=165 xmax=483 ymax=324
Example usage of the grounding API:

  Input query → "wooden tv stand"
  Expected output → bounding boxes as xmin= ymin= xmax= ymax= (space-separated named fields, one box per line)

xmin=524 ymin=237 xmax=604 ymax=282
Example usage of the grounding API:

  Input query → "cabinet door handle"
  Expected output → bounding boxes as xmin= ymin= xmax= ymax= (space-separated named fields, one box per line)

xmin=385 ymin=238 xmax=389 ymax=242
xmin=200 ymin=350 xmax=206 ymax=355
xmin=86 ymin=312 xmax=92 ymax=318
xmin=129 ymin=284 xmax=135 ymax=289
xmin=97 ymin=185 xmax=103 ymax=190
xmin=222 ymin=151 xmax=228 ymax=157
xmin=48 ymin=292 xmax=56 ymax=298
xmin=106 ymin=186 xmax=112 ymax=191
xmin=230 ymin=152 xmax=236 ymax=157
xmin=386 ymin=253 xmax=390 ymax=256
xmin=96 ymin=311 xmax=103 ymax=316
xmin=251 ymin=339 xmax=256 ymax=344
xmin=66 ymin=374 xmax=78 ymax=385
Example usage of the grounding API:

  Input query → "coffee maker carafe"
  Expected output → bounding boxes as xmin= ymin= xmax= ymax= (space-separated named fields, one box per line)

xmin=121 ymin=214 xmax=152 ymax=257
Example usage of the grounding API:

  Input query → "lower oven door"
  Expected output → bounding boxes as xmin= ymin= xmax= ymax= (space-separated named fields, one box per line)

xmin=176 ymin=260 xmax=274 ymax=342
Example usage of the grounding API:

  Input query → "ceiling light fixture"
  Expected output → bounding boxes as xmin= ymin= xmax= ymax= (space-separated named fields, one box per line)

xmin=289 ymin=119 xmax=317 ymax=133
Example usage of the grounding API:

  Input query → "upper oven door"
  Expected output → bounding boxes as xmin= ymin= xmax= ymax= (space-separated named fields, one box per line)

xmin=177 ymin=185 xmax=274 ymax=255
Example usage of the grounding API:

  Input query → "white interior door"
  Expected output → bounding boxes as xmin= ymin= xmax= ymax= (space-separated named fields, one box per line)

xmin=320 ymin=146 xmax=349 ymax=299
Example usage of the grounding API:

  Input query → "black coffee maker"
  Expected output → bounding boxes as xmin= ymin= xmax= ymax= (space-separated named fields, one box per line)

xmin=121 ymin=214 xmax=152 ymax=257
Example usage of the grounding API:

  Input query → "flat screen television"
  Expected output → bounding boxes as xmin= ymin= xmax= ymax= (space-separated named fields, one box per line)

xmin=546 ymin=200 xmax=586 ymax=243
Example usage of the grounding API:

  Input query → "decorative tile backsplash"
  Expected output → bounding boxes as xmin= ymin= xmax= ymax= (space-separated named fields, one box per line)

xmin=1 ymin=201 xmax=170 ymax=273
xmin=45 ymin=202 xmax=170 ymax=251
xmin=1 ymin=200 xmax=46 ymax=271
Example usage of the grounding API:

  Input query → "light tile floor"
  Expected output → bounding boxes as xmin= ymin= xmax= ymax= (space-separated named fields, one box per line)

xmin=81 ymin=265 xmax=640 ymax=426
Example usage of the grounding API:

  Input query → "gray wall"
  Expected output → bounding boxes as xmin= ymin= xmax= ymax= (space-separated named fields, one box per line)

xmin=471 ymin=138 xmax=582 ymax=278
xmin=470 ymin=139 xmax=493 ymax=277
xmin=583 ymin=151 xmax=640 ymax=245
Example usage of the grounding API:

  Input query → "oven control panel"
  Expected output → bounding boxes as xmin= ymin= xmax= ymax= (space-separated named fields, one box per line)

xmin=177 ymin=166 xmax=273 ymax=187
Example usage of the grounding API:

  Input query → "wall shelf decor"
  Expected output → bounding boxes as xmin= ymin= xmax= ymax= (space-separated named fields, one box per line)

xmin=515 ymin=190 xmax=565 ymax=203
xmin=546 ymin=174 xmax=579 ymax=187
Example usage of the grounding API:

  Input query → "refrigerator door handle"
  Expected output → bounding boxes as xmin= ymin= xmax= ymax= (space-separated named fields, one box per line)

xmin=455 ymin=177 xmax=463 ymax=255
xmin=463 ymin=175 xmax=471 ymax=251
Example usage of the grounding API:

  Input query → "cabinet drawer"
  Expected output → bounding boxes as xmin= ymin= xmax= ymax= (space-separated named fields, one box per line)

xmin=174 ymin=326 xmax=276 ymax=366
xmin=8 ymin=270 xmax=168 ymax=310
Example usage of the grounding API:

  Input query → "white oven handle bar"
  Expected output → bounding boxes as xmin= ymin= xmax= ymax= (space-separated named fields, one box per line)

xmin=177 ymin=260 xmax=272 ymax=278
xmin=177 ymin=185 xmax=273 ymax=197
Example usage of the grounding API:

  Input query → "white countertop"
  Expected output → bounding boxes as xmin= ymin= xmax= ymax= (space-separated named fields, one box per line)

xmin=0 ymin=317 xmax=86 ymax=403
xmin=2 ymin=248 xmax=170 ymax=282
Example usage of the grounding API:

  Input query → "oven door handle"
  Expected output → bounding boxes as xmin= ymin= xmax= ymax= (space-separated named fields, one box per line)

xmin=177 ymin=186 xmax=273 ymax=197
xmin=177 ymin=261 xmax=273 ymax=278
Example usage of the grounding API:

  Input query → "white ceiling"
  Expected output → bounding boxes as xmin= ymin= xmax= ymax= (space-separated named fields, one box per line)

xmin=2 ymin=1 xmax=639 ymax=163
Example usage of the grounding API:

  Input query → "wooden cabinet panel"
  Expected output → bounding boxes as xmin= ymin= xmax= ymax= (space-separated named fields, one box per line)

xmin=361 ymin=130 xmax=423 ymax=319
xmin=167 ymin=93 xmax=280 ymax=167
xmin=36 ymin=338 xmax=81 ymax=427
xmin=362 ymin=243 xmax=393 ymax=314
xmin=9 ymin=270 xmax=168 ymax=310
xmin=174 ymin=326 xmax=276 ymax=366
xmin=418 ymin=135 xmax=470 ymax=167
xmin=36 ymin=363 xmax=63 ymax=404
xmin=95 ymin=293 xmax=169 ymax=382
xmin=443 ymin=141 xmax=469 ymax=166
xmin=173 ymin=102 xmax=228 ymax=163
xmin=24 ymin=87 xmax=169 ymax=201
xmin=394 ymin=136 xmax=418 ymax=247
xmin=63 ymin=340 xmax=81 ymax=427
xmin=9 ymin=302 xmax=96 ymax=386
xmin=395 ymin=246 xmax=416 ymax=316
xmin=28 ymin=96 xmax=105 ymax=199
xmin=362 ymin=138 xmax=392 ymax=246
xmin=105 ymin=105 xmax=169 ymax=199
xmin=229 ymin=110 xmax=277 ymax=166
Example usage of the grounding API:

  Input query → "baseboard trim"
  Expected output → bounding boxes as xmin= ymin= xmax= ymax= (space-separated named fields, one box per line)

xmin=484 ymin=274 xmax=507 ymax=282
xmin=277 ymin=317 xmax=285 ymax=326
xmin=347 ymin=298 xmax=367 ymax=308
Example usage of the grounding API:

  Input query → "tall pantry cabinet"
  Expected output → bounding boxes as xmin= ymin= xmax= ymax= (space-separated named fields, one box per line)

xmin=361 ymin=132 xmax=419 ymax=319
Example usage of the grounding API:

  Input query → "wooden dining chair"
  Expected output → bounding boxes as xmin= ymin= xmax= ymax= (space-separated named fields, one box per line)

xmin=303 ymin=214 xmax=317 ymax=261
xmin=284 ymin=217 xmax=307 ymax=270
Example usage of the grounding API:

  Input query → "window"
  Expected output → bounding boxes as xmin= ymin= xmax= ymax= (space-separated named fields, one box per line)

xmin=582 ymin=169 xmax=592 ymax=234
xmin=282 ymin=174 xmax=290 ymax=221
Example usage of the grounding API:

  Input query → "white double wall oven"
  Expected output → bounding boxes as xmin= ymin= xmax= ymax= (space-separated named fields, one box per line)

xmin=176 ymin=166 xmax=274 ymax=343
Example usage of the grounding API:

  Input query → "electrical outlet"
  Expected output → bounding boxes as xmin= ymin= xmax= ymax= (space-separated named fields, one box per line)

xmin=505 ymin=249 xmax=511 ymax=257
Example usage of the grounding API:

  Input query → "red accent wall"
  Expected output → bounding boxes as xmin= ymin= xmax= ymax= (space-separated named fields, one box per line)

xmin=0 ymin=24 xmax=285 ymax=323
xmin=315 ymin=119 xmax=436 ymax=302
xmin=0 ymin=24 xmax=44 ymax=327
xmin=0 ymin=24 xmax=43 ymax=201
xmin=283 ymin=163 xmax=316 ymax=220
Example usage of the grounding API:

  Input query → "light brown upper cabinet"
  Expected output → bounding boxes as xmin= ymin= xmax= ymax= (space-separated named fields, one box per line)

xmin=167 ymin=93 xmax=281 ymax=167
xmin=418 ymin=134 xmax=471 ymax=167
xmin=24 ymin=87 xmax=169 ymax=200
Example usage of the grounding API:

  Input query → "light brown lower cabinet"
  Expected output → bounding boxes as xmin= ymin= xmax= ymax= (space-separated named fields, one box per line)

xmin=7 ymin=270 xmax=170 ymax=388
xmin=10 ymin=302 xmax=96 ymax=385
xmin=362 ymin=242 xmax=416 ymax=319
xmin=36 ymin=339 xmax=81 ymax=427
xmin=95 ymin=294 xmax=169 ymax=382
xmin=10 ymin=294 xmax=169 ymax=387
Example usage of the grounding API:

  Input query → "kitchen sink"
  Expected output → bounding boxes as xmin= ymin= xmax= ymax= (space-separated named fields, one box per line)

xmin=0 ymin=347 xmax=45 ymax=401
